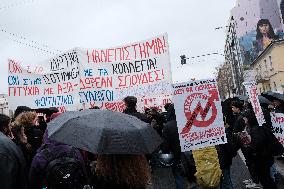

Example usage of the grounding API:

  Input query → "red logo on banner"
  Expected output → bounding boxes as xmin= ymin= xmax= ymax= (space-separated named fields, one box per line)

xmin=181 ymin=89 xmax=219 ymax=135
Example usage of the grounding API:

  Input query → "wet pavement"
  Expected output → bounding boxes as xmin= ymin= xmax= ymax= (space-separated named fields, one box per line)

xmin=147 ymin=153 xmax=284 ymax=189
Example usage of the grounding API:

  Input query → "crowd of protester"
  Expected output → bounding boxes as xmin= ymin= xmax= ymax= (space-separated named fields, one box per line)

xmin=0 ymin=95 xmax=284 ymax=189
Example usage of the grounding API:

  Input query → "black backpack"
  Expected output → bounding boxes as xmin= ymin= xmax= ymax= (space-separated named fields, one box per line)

xmin=42 ymin=147 xmax=87 ymax=189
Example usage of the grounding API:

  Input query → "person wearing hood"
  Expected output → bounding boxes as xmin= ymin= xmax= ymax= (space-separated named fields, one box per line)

xmin=29 ymin=113 xmax=87 ymax=189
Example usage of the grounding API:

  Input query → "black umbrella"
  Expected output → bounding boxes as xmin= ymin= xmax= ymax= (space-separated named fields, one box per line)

xmin=261 ymin=91 xmax=284 ymax=102
xmin=235 ymin=95 xmax=271 ymax=104
xmin=47 ymin=109 xmax=162 ymax=154
xmin=236 ymin=95 xmax=249 ymax=101
xmin=258 ymin=96 xmax=271 ymax=104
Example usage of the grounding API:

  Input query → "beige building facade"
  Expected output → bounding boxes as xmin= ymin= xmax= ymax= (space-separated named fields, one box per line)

xmin=0 ymin=94 xmax=9 ymax=115
xmin=251 ymin=39 xmax=284 ymax=94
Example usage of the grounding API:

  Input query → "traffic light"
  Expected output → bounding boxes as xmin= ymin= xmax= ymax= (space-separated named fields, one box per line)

xmin=180 ymin=55 xmax=187 ymax=65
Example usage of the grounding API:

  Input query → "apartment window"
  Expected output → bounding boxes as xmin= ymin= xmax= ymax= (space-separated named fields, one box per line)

xmin=274 ymin=82 xmax=277 ymax=91
xmin=246 ymin=22 xmax=248 ymax=27
xmin=264 ymin=59 xmax=267 ymax=72
xmin=269 ymin=56 xmax=273 ymax=70
xmin=263 ymin=86 xmax=265 ymax=92
xmin=268 ymin=84 xmax=271 ymax=91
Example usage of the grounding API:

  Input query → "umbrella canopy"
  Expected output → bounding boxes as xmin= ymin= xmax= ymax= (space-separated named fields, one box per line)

xmin=236 ymin=95 xmax=249 ymax=101
xmin=258 ymin=96 xmax=271 ymax=104
xmin=47 ymin=109 xmax=162 ymax=154
xmin=235 ymin=95 xmax=271 ymax=104
xmin=261 ymin=91 xmax=284 ymax=102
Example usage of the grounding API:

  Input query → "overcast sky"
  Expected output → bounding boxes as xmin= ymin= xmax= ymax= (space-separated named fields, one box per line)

xmin=0 ymin=0 xmax=235 ymax=94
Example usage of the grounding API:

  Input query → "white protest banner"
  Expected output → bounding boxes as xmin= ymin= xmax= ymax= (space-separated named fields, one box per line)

xmin=243 ymin=81 xmax=266 ymax=126
xmin=172 ymin=79 xmax=227 ymax=151
xmin=8 ymin=34 xmax=172 ymax=112
xmin=83 ymin=100 xmax=126 ymax=112
xmin=271 ymin=113 xmax=284 ymax=146
xmin=76 ymin=33 xmax=172 ymax=107
xmin=140 ymin=94 xmax=172 ymax=112
xmin=8 ymin=49 xmax=81 ymax=112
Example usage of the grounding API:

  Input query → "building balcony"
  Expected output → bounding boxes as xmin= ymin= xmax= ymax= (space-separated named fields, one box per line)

xmin=255 ymin=72 xmax=270 ymax=83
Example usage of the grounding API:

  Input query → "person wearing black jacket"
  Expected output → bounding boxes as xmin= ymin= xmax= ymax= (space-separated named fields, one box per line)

xmin=0 ymin=114 xmax=29 ymax=189
xmin=231 ymin=101 xmax=261 ymax=186
xmin=37 ymin=116 xmax=47 ymax=133
xmin=217 ymin=129 xmax=239 ymax=189
xmin=162 ymin=104 xmax=185 ymax=189
xmin=243 ymin=111 xmax=277 ymax=189
xmin=123 ymin=96 xmax=150 ymax=123
xmin=273 ymin=99 xmax=284 ymax=113
xmin=231 ymin=100 xmax=246 ymax=133
xmin=162 ymin=104 xmax=181 ymax=161
xmin=148 ymin=107 xmax=166 ymax=136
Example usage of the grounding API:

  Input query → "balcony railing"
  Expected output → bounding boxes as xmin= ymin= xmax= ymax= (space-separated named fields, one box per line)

xmin=255 ymin=71 xmax=270 ymax=83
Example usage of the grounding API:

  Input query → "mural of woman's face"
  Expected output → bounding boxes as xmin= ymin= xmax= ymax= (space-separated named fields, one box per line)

xmin=259 ymin=23 xmax=270 ymax=35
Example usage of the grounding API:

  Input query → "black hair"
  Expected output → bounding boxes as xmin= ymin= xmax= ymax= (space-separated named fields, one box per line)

xmin=166 ymin=103 xmax=176 ymax=121
xmin=164 ymin=103 xmax=171 ymax=111
xmin=123 ymin=96 xmax=137 ymax=108
xmin=90 ymin=106 xmax=100 ymax=109
xmin=256 ymin=19 xmax=277 ymax=40
xmin=14 ymin=106 xmax=31 ymax=118
xmin=242 ymin=110 xmax=259 ymax=126
xmin=231 ymin=100 xmax=243 ymax=111
xmin=144 ymin=108 xmax=150 ymax=114
xmin=244 ymin=101 xmax=253 ymax=111
xmin=0 ymin=114 xmax=11 ymax=132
